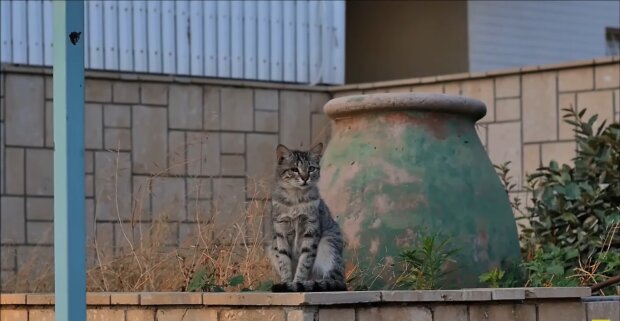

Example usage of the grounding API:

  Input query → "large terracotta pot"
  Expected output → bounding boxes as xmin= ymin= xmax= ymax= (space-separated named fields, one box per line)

xmin=318 ymin=93 xmax=521 ymax=289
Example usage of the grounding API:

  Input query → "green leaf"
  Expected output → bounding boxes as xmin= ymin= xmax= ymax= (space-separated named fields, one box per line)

xmin=227 ymin=275 xmax=245 ymax=287
xmin=187 ymin=267 xmax=208 ymax=292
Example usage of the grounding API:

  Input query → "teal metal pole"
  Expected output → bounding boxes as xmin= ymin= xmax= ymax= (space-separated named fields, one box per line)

xmin=53 ymin=1 xmax=86 ymax=321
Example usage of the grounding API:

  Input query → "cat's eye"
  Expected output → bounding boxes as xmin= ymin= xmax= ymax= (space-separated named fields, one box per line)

xmin=309 ymin=166 xmax=317 ymax=172
xmin=290 ymin=168 xmax=299 ymax=173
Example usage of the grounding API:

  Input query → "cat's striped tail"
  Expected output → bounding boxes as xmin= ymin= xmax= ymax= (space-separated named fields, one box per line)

xmin=271 ymin=280 xmax=347 ymax=292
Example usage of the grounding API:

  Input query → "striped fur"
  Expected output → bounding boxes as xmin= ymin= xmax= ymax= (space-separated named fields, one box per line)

xmin=268 ymin=143 xmax=347 ymax=292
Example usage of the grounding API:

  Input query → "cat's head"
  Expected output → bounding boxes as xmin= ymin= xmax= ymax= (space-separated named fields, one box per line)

xmin=275 ymin=143 xmax=323 ymax=189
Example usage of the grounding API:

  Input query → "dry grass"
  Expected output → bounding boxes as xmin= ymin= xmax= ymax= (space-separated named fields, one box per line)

xmin=4 ymin=141 xmax=275 ymax=293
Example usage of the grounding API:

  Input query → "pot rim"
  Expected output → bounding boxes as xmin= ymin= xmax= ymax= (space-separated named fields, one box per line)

xmin=323 ymin=93 xmax=487 ymax=121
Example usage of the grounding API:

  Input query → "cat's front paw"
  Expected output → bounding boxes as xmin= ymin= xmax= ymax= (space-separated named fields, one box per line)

xmin=271 ymin=282 xmax=290 ymax=292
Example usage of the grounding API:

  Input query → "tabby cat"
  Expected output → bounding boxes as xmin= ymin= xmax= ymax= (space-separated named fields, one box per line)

xmin=268 ymin=143 xmax=347 ymax=292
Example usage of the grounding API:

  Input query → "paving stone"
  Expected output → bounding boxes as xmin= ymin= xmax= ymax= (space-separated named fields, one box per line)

xmin=44 ymin=76 xmax=52 ymax=99
xmin=304 ymin=291 xmax=381 ymax=305
xmin=309 ymin=92 xmax=331 ymax=113
xmin=204 ymin=86 xmax=221 ymax=130
xmin=513 ymin=304 xmax=537 ymax=321
xmin=26 ymin=149 xmax=54 ymax=196
xmin=523 ymin=143 xmax=541 ymax=181
xmin=44 ymin=101 xmax=53 ymax=147
xmin=411 ymin=84 xmax=443 ymax=94
xmin=221 ymin=155 xmax=246 ymax=176
xmin=168 ymin=131 xmax=186 ymax=175
xmin=280 ymin=91 xmax=311 ymax=148
xmin=86 ymin=293 xmax=111 ymax=305
xmin=27 ymin=309 xmax=54 ymax=321
xmin=126 ymin=309 xmax=155 ymax=321
xmin=462 ymin=79 xmax=495 ymax=123
xmin=203 ymin=293 xmax=305 ymax=305
xmin=523 ymin=72 xmax=557 ymax=142
xmin=186 ymin=200 xmax=212 ymax=224
xmin=140 ymin=292 xmax=202 ymax=305
xmin=0 ymin=293 xmax=26 ymax=304
xmin=85 ymin=103 xmax=104 ymax=149
xmin=221 ymin=87 xmax=253 ymax=131
xmin=169 ymin=85 xmax=203 ymax=129
xmin=491 ymin=288 xmax=525 ymax=300
xmin=495 ymin=75 xmax=520 ymax=98
xmin=94 ymin=151 xmax=132 ymax=221
xmin=187 ymin=177 xmax=212 ymax=200
xmin=5 ymin=148 xmax=25 ymax=194
xmin=26 ymin=293 xmax=55 ymax=305
xmin=104 ymin=128 xmax=131 ymax=151
xmin=87 ymin=308 xmax=125 ymax=321
xmin=495 ymin=98 xmax=520 ymax=121
xmin=212 ymin=178 xmax=246 ymax=230
xmin=311 ymin=113 xmax=330 ymax=146
xmin=132 ymin=106 xmax=167 ymax=174
xmin=444 ymin=82 xmax=461 ymax=95
xmin=469 ymin=304 xmax=515 ymax=321
xmin=255 ymin=89 xmax=279 ymax=111
xmin=104 ymin=104 xmax=131 ymax=128
xmin=85 ymin=151 xmax=94 ymax=173
xmin=111 ymin=293 xmax=140 ymax=305
xmin=318 ymin=308 xmax=355 ymax=321
xmin=27 ymin=221 xmax=53 ymax=245
xmin=220 ymin=308 xmax=284 ymax=321
xmin=151 ymin=177 xmax=186 ymax=221
xmin=439 ymin=289 xmax=493 ymax=301
xmin=221 ymin=132 xmax=245 ymax=154
xmin=559 ymin=67 xmax=594 ymax=92
xmin=287 ymin=309 xmax=316 ymax=321
xmin=187 ymin=132 xmax=220 ymax=176
xmin=586 ymin=301 xmax=620 ymax=321
xmin=488 ymin=122 xmax=522 ymax=188
xmin=6 ymin=74 xmax=44 ymax=146
xmin=538 ymin=302 xmax=586 ymax=321
xmin=132 ymin=175 xmax=152 ymax=221
xmin=432 ymin=305 xmax=468 ymax=321
xmin=255 ymin=110 xmax=279 ymax=132
xmin=113 ymin=81 xmax=140 ymax=103
xmin=475 ymin=124 xmax=487 ymax=148
xmin=577 ymin=91 xmax=615 ymax=132
xmin=524 ymin=287 xmax=590 ymax=298
xmin=0 ymin=246 xmax=16 ymax=270
xmin=541 ymin=141 xmax=576 ymax=167
xmin=246 ymin=133 xmax=278 ymax=199
xmin=595 ymin=63 xmax=620 ymax=89
xmin=86 ymin=79 xmax=112 ymax=102
xmin=156 ymin=308 xmax=218 ymax=321
xmin=357 ymin=306 xmax=431 ymax=321
xmin=559 ymin=93 xmax=577 ymax=140
xmin=0 ymin=309 xmax=27 ymax=321
xmin=141 ymin=83 xmax=168 ymax=105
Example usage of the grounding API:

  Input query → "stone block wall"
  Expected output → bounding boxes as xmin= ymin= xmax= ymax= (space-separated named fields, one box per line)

xmin=1 ymin=57 xmax=619 ymax=290
xmin=1 ymin=288 xmax=619 ymax=321
xmin=0 ymin=66 xmax=331 ymax=287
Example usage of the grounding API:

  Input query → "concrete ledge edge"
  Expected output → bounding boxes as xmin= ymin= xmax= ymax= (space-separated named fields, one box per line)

xmin=0 ymin=287 xmax=593 ymax=306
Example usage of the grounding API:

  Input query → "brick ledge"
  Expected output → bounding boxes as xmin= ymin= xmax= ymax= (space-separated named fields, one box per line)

xmin=0 ymin=287 xmax=591 ymax=306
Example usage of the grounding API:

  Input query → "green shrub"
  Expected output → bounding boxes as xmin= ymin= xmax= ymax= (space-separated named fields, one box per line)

xmin=522 ymin=108 xmax=619 ymax=273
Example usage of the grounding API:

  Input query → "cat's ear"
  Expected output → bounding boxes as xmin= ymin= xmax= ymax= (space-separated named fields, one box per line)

xmin=309 ymin=142 xmax=323 ymax=157
xmin=276 ymin=144 xmax=291 ymax=164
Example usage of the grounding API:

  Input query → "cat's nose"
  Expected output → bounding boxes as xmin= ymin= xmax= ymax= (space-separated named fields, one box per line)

xmin=300 ymin=173 xmax=309 ymax=181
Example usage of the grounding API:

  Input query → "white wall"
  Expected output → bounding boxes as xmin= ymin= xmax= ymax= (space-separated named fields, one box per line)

xmin=468 ymin=0 xmax=620 ymax=72
xmin=0 ymin=0 xmax=345 ymax=85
